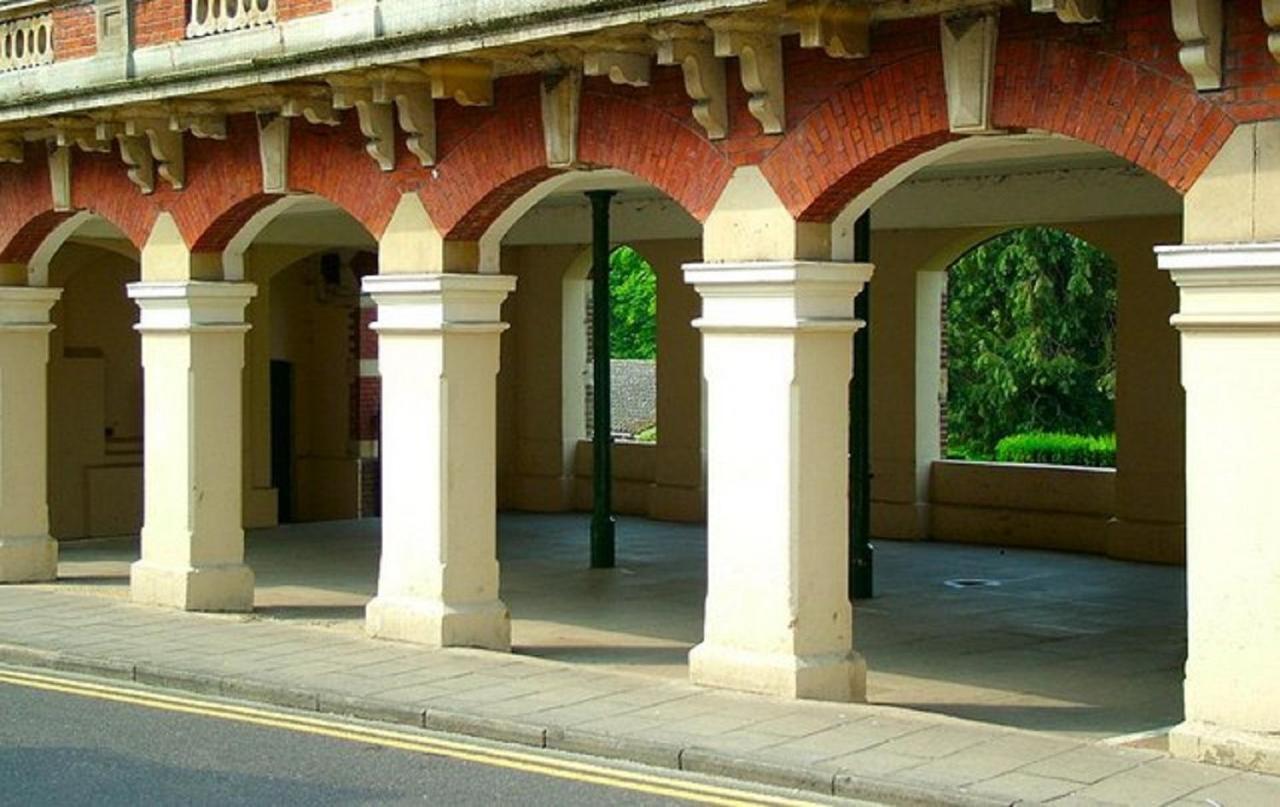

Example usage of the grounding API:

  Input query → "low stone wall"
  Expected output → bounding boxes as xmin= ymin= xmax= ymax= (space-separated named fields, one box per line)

xmin=928 ymin=460 xmax=1116 ymax=554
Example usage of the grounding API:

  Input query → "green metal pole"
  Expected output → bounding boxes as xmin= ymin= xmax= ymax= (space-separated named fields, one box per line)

xmin=851 ymin=210 xmax=874 ymax=600
xmin=588 ymin=190 xmax=617 ymax=569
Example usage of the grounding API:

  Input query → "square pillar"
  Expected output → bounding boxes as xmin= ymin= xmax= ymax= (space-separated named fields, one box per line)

xmin=684 ymin=261 xmax=873 ymax=702
xmin=0 ymin=287 xmax=61 ymax=583
xmin=363 ymin=273 xmax=516 ymax=650
xmin=128 ymin=282 xmax=256 ymax=612
xmin=1159 ymin=243 xmax=1280 ymax=773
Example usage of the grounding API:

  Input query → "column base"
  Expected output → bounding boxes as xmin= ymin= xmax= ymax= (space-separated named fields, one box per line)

xmin=365 ymin=596 xmax=511 ymax=651
xmin=130 ymin=560 xmax=255 ymax=612
xmin=689 ymin=642 xmax=867 ymax=703
xmin=0 ymin=535 xmax=58 ymax=583
xmin=1170 ymin=721 xmax=1280 ymax=775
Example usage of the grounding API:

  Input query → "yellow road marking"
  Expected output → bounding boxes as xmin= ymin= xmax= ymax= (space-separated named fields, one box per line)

xmin=0 ymin=667 xmax=822 ymax=807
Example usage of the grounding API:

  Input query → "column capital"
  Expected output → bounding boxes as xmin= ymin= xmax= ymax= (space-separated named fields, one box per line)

xmin=363 ymin=273 xmax=516 ymax=333
xmin=1157 ymin=242 xmax=1280 ymax=331
xmin=683 ymin=260 xmax=873 ymax=333
xmin=0 ymin=286 xmax=61 ymax=329
xmin=128 ymin=281 xmax=257 ymax=332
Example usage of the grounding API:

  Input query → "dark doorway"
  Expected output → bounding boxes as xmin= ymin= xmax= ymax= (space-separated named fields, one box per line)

xmin=270 ymin=360 xmax=295 ymax=523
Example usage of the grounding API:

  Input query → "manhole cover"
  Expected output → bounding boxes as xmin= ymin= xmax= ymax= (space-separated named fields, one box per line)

xmin=944 ymin=578 xmax=1002 ymax=589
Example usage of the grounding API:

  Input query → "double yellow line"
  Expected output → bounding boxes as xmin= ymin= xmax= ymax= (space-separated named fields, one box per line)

xmin=0 ymin=667 xmax=820 ymax=807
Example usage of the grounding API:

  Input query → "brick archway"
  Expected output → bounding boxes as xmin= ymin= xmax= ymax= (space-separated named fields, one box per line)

xmin=423 ymin=91 xmax=734 ymax=240
xmin=761 ymin=40 xmax=1235 ymax=223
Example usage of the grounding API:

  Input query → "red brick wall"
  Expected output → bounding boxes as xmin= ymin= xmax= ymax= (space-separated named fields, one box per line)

xmin=132 ymin=0 xmax=185 ymax=48
xmin=278 ymin=0 xmax=331 ymax=22
xmin=53 ymin=3 xmax=97 ymax=61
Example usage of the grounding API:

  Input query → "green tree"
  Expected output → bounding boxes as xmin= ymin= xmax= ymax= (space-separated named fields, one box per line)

xmin=609 ymin=245 xmax=657 ymax=360
xmin=946 ymin=228 xmax=1117 ymax=459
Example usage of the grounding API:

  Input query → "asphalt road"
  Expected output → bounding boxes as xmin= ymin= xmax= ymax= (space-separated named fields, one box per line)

xmin=0 ymin=668 xmax=830 ymax=807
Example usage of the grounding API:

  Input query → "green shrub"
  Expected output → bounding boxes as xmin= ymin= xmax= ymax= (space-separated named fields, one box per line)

xmin=994 ymin=432 xmax=1116 ymax=468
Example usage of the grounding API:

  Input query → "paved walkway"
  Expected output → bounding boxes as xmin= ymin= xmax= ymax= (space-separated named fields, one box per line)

xmin=46 ymin=514 xmax=1185 ymax=739
xmin=0 ymin=585 xmax=1275 ymax=804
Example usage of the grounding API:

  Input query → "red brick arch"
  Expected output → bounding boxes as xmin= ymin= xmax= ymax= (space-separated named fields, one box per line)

xmin=761 ymin=39 xmax=1236 ymax=223
xmin=179 ymin=114 xmax=407 ymax=253
xmin=423 ymin=91 xmax=735 ymax=240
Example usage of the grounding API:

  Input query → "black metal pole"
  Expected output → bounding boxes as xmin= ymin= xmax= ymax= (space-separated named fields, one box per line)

xmin=851 ymin=210 xmax=874 ymax=600
xmin=588 ymin=190 xmax=617 ymax=569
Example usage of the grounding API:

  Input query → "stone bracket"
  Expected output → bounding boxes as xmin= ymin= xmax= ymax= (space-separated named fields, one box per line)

xmin=940 ymin=10 xmax=1000 ymax=134
xmin=712 ymin=24 xmax=786 ymax=135
xmin=372 ymin=76 xmax=437 ymax=168
xmin=170 ymin=112 xmax=228 ymax=141
xmin=1171 ymin=0 xmax=1223 ymax=91
xmin=279 ymin=94 xmax=342 ymax=126
xmin=1263 ymin=0 xmax=1280 ymax=64
xmin=425 ymin=60 xmax=494 ymax=107
xmin=790 ymin=0 xmax=870 ymax=59
xmin=331 ymin=84 xmax=396 ymax=172
xmin=540 ymin=69 xmax=582 ymax=169
xmin=257 ymin=113 xmax=290 ymax=195
xmin=0 ymin=138 xmax=21 ymax=164
xmin=125 ymin=119 xmax=186 ymax=191
xmin=654 ymin=24 xmax=728 ymax=141
xmin=51 ymin=118 xmax=112 ymax=153
xmin=583 ymin=51 xmax=652 ymax=86
xmin=48 ymin=144 xmax=71 ymax=212
xmin=1030 ymin=0 xmax=1102 ymax=23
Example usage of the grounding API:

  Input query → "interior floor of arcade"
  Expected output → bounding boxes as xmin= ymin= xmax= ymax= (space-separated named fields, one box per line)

xmin=44 ymin=514 xmax=1185 ymax=745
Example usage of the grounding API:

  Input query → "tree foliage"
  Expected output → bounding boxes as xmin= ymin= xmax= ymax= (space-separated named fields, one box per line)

xmin=609 ymin=245 xmax=657 ymax=360
xmin=946 ymin=228 xmax=1117 ymax=460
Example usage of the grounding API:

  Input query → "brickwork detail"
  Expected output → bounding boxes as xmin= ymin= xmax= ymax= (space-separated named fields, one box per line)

xmin=52 ymin=4 xmax=96 ymax=62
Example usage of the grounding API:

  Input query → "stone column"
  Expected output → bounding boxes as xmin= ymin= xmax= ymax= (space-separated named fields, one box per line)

xmin=363 ymin=273 xmax=516 ymax=650
xmin=128 ymin=281 xmax=256 ymax=612
xmin=0 ymin=287 xmax=61 ymax=583
xmin=684 ymin=261 xmax=872 ymax=702
xmin=1159 ymin=243 xmax=1280 ymax=773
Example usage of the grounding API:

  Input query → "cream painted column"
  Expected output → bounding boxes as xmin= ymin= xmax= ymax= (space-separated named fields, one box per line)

xmin=0 ymin=287 xmax=61 ymax=583
xmin=684 ymin=261 xmax=872 ymax=702
xmin=363 ymin=273 xmax=516 ymax=650
xmin=1159 ymin=243 xmax=1280 ymax=773
xmin=128 ymin=282 xmax=257 ymax=612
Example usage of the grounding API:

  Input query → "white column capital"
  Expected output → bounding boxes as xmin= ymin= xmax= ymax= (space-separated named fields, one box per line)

xmin=0 ymin=286 xmax=61 ymax=329
xmin=1157 ymin=243 xmax=1280 ymax=332
xmin=362 ymin=273 xmax=517 ymax=333
xmin=127 ymin=281 xmax=257 ymax=332
xmin=683 ymin=261 xmax=873 ymax=332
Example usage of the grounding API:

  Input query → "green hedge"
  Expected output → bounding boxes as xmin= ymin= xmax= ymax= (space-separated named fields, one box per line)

xmin=994 ymin=432 xmax=1116 ymax=468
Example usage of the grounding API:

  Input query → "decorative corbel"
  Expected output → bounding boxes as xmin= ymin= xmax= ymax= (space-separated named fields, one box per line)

xmin=1171 ymin=0 xmax=1223 ymax=91
xmin=540 ymin=69 xmax=583 ymax=168
xmin=330 ymin=83 xmax=396 ymax=171
xmin=48 ymin=144 xmax=72 ymax=212
xmin=1266 ymin=0 xmax=1280 ymax=63
xmin=170 ymin=114 xmax=228 ymax=140
xmin=51 ymin=119 xmax=112 ymax=153
xmin=790 ymin=0 xmax=870 ymax=59
xmin=425 ymin=60 xmax=494 ymax=106
xmin=371 ymin=74 xmax=437 ymax=167
xmin=257 ymin=113 xmax=290 ymax=195
xmin=940 ymin=10 xmax=1000 ymax=134
xmin=125 ymin=119 xmax=185 ymax=190
xmin=583 ymin=51 xmax=652 ymax=87
xmin=1030 ymin=0 xmax=1102 ymax=23
xmin=279 ymin=94 xmax=342 ymax=126
xmin=100 ymin=123 xmax=155 ymax=194
xmin=710 ymin=21 xmax=786 ymax=135
xmin=0 ymin=138 xmax=22 ymax=164
xmin=653 ymin=24 xmax=728 ymax=140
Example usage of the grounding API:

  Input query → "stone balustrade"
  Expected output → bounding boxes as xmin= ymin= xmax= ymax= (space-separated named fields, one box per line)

xmin=187 ymin=0 xmax=278 ymax=39
xmin=0 ymin=10 xmax=53 ymax=72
